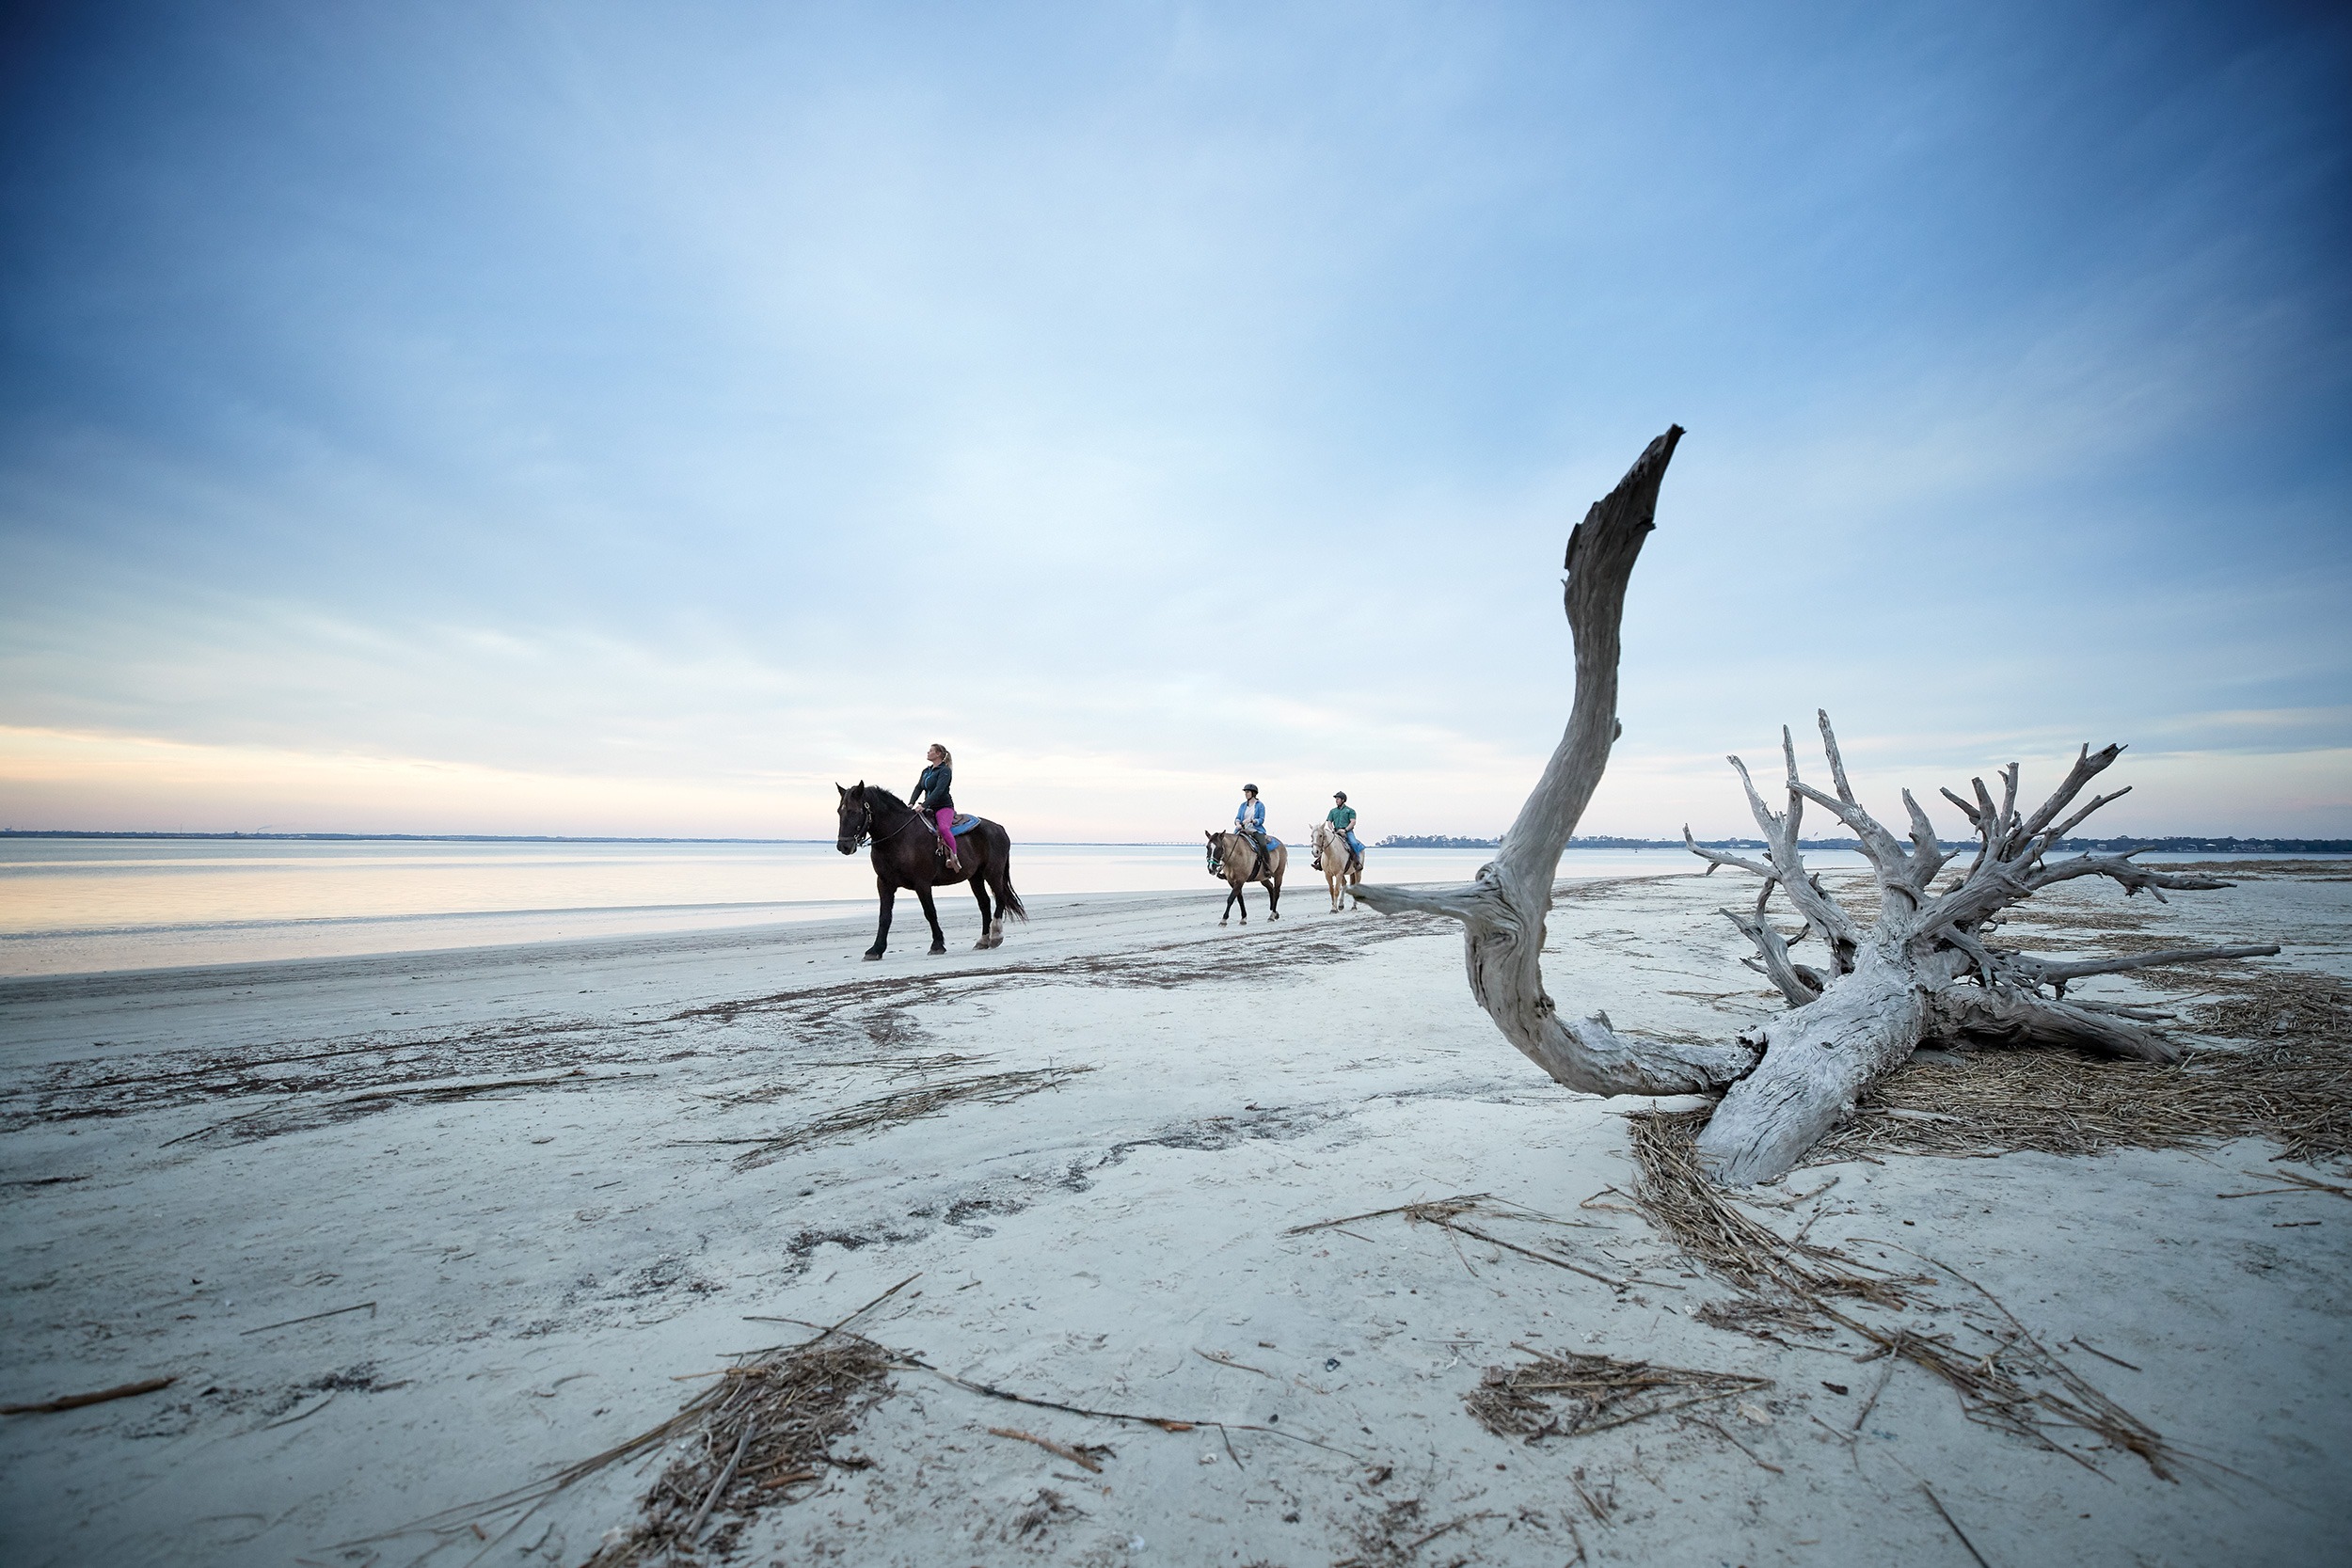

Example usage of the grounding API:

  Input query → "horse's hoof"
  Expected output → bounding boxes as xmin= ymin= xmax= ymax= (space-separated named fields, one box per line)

xmin=929 ymin=946 xmax=946 ymax=956
xmin=862 ymin=952 xmax=883 ymax=962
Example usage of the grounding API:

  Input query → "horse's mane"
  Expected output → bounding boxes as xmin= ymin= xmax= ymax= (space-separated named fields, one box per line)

xmin=862 ymin=784 xmax=911 ymax=811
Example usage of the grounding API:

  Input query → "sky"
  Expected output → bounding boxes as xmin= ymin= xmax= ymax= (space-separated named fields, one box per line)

xmin=3 ymin=1 xmax=2347 ymax=845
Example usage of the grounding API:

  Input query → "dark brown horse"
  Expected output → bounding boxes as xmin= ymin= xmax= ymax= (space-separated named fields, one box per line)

xmin=836 ymin=783 xmax=1025 ymax=959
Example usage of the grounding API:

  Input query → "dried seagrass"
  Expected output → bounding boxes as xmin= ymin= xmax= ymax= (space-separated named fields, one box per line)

xmin=583 ymin=1331 xmax=896 ymax=1565
xmin=1465 ymin=1349 xmax=1771 ymax=1442
xmin=1625 ymin=1110 xmax=2181 ymax=1479
xmin=682 ymin=1066 xmax=1094 ymax=1171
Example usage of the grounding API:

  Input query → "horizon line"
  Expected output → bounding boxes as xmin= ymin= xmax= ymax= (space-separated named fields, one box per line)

xmin=5 ymin=829 xmax=2348 ymax=850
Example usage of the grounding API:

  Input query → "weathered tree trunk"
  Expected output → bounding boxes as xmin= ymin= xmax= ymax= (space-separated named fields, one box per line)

xmin=1692 ymin=942 xmax=1931 ymax=1185
xmin=1924 ymin=987 xmax=2181 ymax=1062
xmin=1356 ymin=426 xmax=2284 ymax=1185
xmin=1354 ymin=429 xmax=1758 ymax=1098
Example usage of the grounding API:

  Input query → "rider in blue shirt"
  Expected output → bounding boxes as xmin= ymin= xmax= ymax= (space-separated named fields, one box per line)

xmin=1234 ymin=784 xmax=1272 ymax=872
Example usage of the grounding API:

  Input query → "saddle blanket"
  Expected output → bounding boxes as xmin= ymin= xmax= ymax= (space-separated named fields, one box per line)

xmin=945 ymin=814 xmax=980 ymax=836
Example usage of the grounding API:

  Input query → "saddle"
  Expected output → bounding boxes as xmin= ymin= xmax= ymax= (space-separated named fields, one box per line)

xmin=1236 ymin=834 xmax=1280 ymax=872
xmin=930 ymin=814 xmax=981 ymax=855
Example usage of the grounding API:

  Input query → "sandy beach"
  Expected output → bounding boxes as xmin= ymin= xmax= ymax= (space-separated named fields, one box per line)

xmin=4 ymin=863 xmax=2347 ymax=1567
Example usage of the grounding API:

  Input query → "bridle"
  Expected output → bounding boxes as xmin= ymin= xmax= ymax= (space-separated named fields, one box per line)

xmin=842 ymin=798 xmax=919 ymax=852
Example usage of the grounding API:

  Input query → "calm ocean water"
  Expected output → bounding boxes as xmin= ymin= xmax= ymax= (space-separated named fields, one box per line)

xmin=0 ymin=838 xmax=2326 ymax=977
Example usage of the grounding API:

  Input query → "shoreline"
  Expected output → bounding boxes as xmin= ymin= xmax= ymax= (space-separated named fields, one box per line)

xmin=8 ymin=850 xmax=2345 ymax=984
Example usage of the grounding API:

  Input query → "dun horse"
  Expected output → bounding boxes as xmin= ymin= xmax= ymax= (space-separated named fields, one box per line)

xmin=1205 ymin=831 xmax=1285 ymax=925
xmin=836 ymin=783 xmax=1026 ymax=959
xmin=1312 ymin=820 xmax=1362 ymax=912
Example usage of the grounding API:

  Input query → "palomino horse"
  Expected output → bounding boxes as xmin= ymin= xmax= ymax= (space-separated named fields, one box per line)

xmin=1311 ymin=820 xmax=1362 ymax=912
xmin=1205 ymin=831 xmax=1285 ymax=925
xmin=836 ymin=783 xmax=1026 ymax=959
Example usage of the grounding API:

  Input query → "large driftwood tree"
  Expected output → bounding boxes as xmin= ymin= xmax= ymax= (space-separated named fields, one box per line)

xmin=1354 ymin=427 xmax=2280 ymax=1184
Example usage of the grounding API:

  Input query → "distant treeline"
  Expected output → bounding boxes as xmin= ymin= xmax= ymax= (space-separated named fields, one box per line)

xmin=1375 ymin=834 xmax=1913 ymax=850
xmin=2043 ymin=836 xmax=2352 ymax=854
xmin=1376 ymin=833 xmax=2352 ymax=853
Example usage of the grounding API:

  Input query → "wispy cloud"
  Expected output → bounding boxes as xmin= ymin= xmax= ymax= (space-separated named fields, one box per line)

xmin=2 ymin=2 xmax=2345 ymax=839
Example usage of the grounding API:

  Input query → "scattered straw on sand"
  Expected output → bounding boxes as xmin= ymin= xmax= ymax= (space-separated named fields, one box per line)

xmin=344 ymin=1283 xmax=914 ymax=1563
xmin=1625 ymin=1111 xmax=2179 ymax=1479
xmin=581 ymin=1330 xmax=897 ymax=1565
xmin=1464 ymin=1348 xmax=1771 ymax=1442
xmin=1609 ymin=967 xmax=2352 ymax=1481
xmin=1689 ymin=1295 xmax=1833 ymax=1344
xmin=1625 ymin=1111 xmax=1923 ymax=1309
xmin=684 ymin=1067 xmax=1095 ymax=1170
xmin=709 ymin=1053 xmax=1000 ymax=1108
xmin=1811 ymin=971 xmax=2350 ymax=1167
xmin=2151 ymin=859 xmax=2352 ymax=879
xmin=2187 ymin=968 xmax=2350 ymax=1042
xmin=1287 ymin=1193 xmax=1629 ymax=1287
xmin=1335 ymin=1497 xmax=1509 ymax=1568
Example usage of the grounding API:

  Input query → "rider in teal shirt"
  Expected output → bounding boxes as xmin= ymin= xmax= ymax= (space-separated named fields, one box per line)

xmin=1326 ymin=793 xmax=1362 ymax=874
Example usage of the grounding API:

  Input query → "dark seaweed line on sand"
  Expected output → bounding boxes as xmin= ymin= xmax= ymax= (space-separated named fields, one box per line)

xmin=670 ymin=919 xmax=1431 ymax=1025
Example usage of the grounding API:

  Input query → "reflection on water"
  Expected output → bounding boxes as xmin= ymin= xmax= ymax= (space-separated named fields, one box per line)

xmin=10 ymin=836 xmax=2293 ymax=978
xmin=0 ymin=839 xmax=1542 ymax=974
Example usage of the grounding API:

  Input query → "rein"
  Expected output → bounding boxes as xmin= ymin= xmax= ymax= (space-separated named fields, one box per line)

xmin=846 ymin=801 xmax=923 ymax=851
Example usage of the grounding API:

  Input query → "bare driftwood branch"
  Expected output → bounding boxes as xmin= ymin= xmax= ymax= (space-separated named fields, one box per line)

xmin=1358 ymin=429 xmax=2284 ymax=1185
xmin=2 ymin=1376 xmax=176 ymax=1415
xmin=1994 ymin=944 xmax=2282 ymax=995
xmin=1692 ymin=727 xmax=2290 ymax=1176
xmin=1691 ymin=721 xmax=2283 ymax=1180
xmin=1718 ymin=908 xmax=1820 ymax=1006
xmin=1354 ymin=428 xmax=1756 ymax=1096
xmin=1924 ymin=988 xmax=2182 ymax=1063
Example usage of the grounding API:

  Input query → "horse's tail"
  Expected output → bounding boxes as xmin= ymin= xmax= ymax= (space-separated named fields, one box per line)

xmin=988 ymin=830 xmax=1028 ymax=922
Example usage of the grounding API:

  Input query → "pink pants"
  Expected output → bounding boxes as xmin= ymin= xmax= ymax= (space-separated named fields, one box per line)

xmin=936 ymin=809 xmax=958 ymax=860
